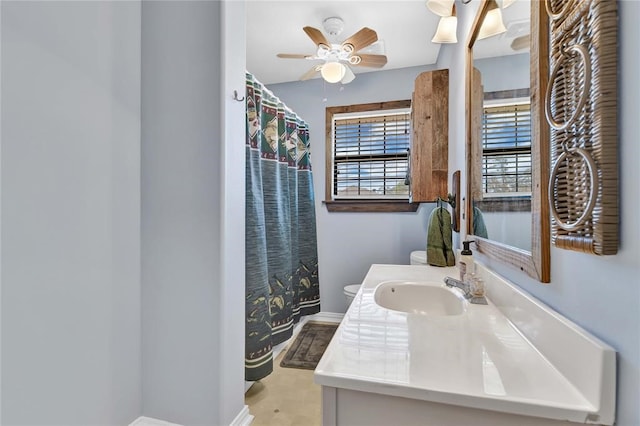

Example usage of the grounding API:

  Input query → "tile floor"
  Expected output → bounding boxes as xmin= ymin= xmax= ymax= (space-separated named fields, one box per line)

xmin=245 ymin=315 xmax=344 ymax=426
xmin=245 ymin=348 xmax=322 ymax=426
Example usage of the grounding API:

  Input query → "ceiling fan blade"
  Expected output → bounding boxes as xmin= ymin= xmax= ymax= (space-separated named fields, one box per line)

xmin=300 ymin=65 xmax=321 ymax=81
xmin=341 ymin=27 xmax=378 ymax=52
xmin=303 ymin=26 xmax=330 ymax=48
xmin=353 ymin=53 xmax=387 ymax=68
xmin=510 ymin=34 xmax=530 ymax=51
xmin=341 ymin=66 xmax=356 ymax=84
xmin=277 ymin=53 xmax=314 ymax=60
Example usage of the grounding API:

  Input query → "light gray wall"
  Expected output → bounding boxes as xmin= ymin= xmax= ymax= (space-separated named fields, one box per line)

xmin=268 ymin=66 xmax=441 ymax=313
xmin=141 ymin=1 xmax=245 ymax=424
xmin=440 ymin=2 xmax=640 ymax=425
xmin=1 ymin=1 xmax=141 ymax=424
xmin=475 ymin=53 xmax=530 ymax=92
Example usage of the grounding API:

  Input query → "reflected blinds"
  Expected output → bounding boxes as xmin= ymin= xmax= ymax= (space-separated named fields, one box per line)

xmin=332 ymin=111 xmax=410 ymax=198
xmin=482 ymin=103 xmax=532 ymax=195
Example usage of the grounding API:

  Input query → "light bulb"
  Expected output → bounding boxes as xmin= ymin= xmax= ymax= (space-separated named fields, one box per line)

xmin=321 ymin=62 xmax=346 ymax=83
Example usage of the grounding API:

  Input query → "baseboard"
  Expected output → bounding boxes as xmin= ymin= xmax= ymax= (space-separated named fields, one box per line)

xmin=230 ymin=405 xmax=254 ymax=426
xmin=130 ymin=407 xmax=253 ymax=426
xmin=306 ymin=311 xmax=344 ymax=323
xmin=129 ymin=416 xmax=182 ymax=426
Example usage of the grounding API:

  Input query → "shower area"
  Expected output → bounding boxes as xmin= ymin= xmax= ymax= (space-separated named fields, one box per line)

xmin=244 ymin=73 xmax=321 ymax=382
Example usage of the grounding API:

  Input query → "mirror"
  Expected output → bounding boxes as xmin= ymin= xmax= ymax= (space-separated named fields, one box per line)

xmin=466 ymin=0 xmax=550 ymax=282
xmin=471 ymin=1 xmax=531 ymax=250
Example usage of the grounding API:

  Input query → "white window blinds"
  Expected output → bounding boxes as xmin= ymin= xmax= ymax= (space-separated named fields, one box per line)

xmin=332 ymin=110 xmax=410 ymax=199
xmin=482 ymin=103 xmax=532 ymax=195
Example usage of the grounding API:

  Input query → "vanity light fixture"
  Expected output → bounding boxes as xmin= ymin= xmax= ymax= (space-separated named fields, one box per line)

xmin=320 ymin=61 xmax=347 ymax=83
xmin=427 ymin=0 xmax=512 ymax=44
xmin=432 ymin=4 xmax=458 ymax=44
xmin=426 ymin=0 xmax=455 ymax=17
xmin=477 ymin=0 xmax=507 ymax=40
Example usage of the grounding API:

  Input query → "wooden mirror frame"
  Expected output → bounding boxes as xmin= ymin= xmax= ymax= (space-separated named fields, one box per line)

xmin=465 ymin=0 xmax=550 ymax=283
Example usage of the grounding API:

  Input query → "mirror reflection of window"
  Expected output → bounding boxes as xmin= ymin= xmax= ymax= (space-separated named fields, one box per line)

xmin=481 ymin=91 xmax=531 ymax=200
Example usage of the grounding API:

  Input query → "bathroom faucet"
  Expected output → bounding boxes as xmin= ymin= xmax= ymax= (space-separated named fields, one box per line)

xmin=443 ymin=276 xmax=488 ymax=305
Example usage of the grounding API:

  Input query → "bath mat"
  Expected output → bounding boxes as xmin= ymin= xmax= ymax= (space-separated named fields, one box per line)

xmin=280 ymin=321 xmax=339 ymax=370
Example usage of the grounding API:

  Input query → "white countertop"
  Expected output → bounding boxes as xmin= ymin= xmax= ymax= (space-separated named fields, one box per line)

xmin=315 ymin=264 xmax=611 ymax=424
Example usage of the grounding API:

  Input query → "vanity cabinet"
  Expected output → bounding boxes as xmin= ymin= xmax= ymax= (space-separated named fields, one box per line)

xmin=410 ymin=69 xmax=449 ymax=202
xmin=321 ymin=387 xmax=592 ymax=426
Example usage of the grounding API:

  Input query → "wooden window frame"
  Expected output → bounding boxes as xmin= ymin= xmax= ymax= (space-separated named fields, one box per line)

xmin=324 ymin=100 xmax=419 ymax=213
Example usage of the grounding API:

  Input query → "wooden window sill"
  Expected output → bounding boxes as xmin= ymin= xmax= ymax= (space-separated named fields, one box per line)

xmin=474 ymin=196 xmax=531 ymax=212
xmin=323 ymin=200 xmax=420 ymax=213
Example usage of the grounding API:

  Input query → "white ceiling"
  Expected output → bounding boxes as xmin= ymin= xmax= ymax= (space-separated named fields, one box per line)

xmin=245 ymin=0 xmax=531 ymax=86
xmin=246 ymin=1 xmax=442 ymax=85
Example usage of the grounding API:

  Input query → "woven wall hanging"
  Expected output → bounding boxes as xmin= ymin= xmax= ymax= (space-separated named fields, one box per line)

xmin=545 ymin=0 xmax=618 ymax=255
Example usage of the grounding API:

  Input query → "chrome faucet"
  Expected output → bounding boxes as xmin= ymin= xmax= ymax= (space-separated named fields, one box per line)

xmin=443 ymin=276 xmax=488 ymax=305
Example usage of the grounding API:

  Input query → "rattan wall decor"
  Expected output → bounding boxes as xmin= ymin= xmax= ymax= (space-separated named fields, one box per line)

xmin=545 ymin=0 xmax=618 ymax=255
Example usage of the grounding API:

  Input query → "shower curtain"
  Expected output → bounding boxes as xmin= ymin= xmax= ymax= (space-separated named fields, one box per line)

xmin=245 ymin=73 xmax=320 ymax=381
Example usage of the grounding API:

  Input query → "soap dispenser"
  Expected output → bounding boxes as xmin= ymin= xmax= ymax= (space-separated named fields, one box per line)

xmin=459 ymin=240 xmax=475 ymax=282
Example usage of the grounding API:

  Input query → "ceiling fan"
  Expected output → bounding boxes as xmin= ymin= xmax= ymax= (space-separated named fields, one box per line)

xmin=507 ymin=19 xmax=530 ymax=51
xmin=277 ymin=17 xmax=388 ymax=84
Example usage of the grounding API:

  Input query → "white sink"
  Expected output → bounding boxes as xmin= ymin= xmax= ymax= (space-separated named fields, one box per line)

xmin=373 ymin=280 xmax=466 ymax=315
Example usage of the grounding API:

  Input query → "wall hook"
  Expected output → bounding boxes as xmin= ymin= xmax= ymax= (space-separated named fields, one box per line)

xmin=233 ymin=90 xmax=245 ymax=102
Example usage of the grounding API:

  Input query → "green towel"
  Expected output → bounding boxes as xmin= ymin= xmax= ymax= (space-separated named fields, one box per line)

xmin=426 ymin=207 xmax=455 ymax=267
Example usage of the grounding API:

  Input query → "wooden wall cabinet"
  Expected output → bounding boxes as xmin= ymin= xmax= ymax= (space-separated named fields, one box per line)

xmin=410 ymin=69 xmax=449 ymax=203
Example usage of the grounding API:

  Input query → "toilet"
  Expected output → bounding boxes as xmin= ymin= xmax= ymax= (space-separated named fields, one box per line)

xmin=343 ymin=284 xmax=361 ymax=305
xmin=343 ymin=250 xmax=428 ymax=305
xmin=409 ymin=250 xmax=428 ymax=266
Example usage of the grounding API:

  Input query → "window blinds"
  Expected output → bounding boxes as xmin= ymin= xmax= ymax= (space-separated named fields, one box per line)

xmin=333 ymin=111 xmax=410 ymax=198
xmin=482 ymin=103 xmax=532 ymax=195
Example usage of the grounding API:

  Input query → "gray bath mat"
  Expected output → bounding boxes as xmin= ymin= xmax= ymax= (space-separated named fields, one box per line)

xmin=280 ymin=321 xmax=339 ymax=370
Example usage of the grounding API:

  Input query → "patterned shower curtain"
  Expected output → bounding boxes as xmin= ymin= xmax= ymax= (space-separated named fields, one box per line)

xmin=245 ymin=73 xmax=320 ymax=381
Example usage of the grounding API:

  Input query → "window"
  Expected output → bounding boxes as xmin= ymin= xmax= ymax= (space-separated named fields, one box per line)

xmin=481 ymin=101 xmax=532 ymax=197
xmin=324 ymin=101 xmax=417 ymax=212
xmin=333 ymin=111 xmax=410 ymax=198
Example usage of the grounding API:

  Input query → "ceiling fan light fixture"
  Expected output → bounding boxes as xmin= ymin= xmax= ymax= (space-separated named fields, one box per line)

xmin=477 ymin=0 xmax=507 ymax=40
xmin=431 ymin=4 xmax=457 ymax=44
xmin=426 ymin=0 xmax=455 ymax=17
xmin=341 ymin=66 xmax=356 ymax=84
xmin=321 ymin=61 xmax=346 ymax=83
xmin=341 ymin=43 xmax=355 ymax=55
xmin=349 ymin=55 xmax=362 ymax=65
xmin=277 ymin=22 xmax=384 ymax=84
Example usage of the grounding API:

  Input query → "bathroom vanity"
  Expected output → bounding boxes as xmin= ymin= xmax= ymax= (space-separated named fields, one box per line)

xmin=314 ymin=264 xmax=615 ymax=426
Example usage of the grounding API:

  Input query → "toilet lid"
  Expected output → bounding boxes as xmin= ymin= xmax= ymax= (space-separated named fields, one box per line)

xmin=410 ymin=250 xmax=427 ymax=264
xmin=344 ymin=284 xmax=361 ymax=296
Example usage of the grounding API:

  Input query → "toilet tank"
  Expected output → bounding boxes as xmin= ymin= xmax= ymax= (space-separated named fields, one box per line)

xmin=410 ymin=250 xmax=427 ymax=265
